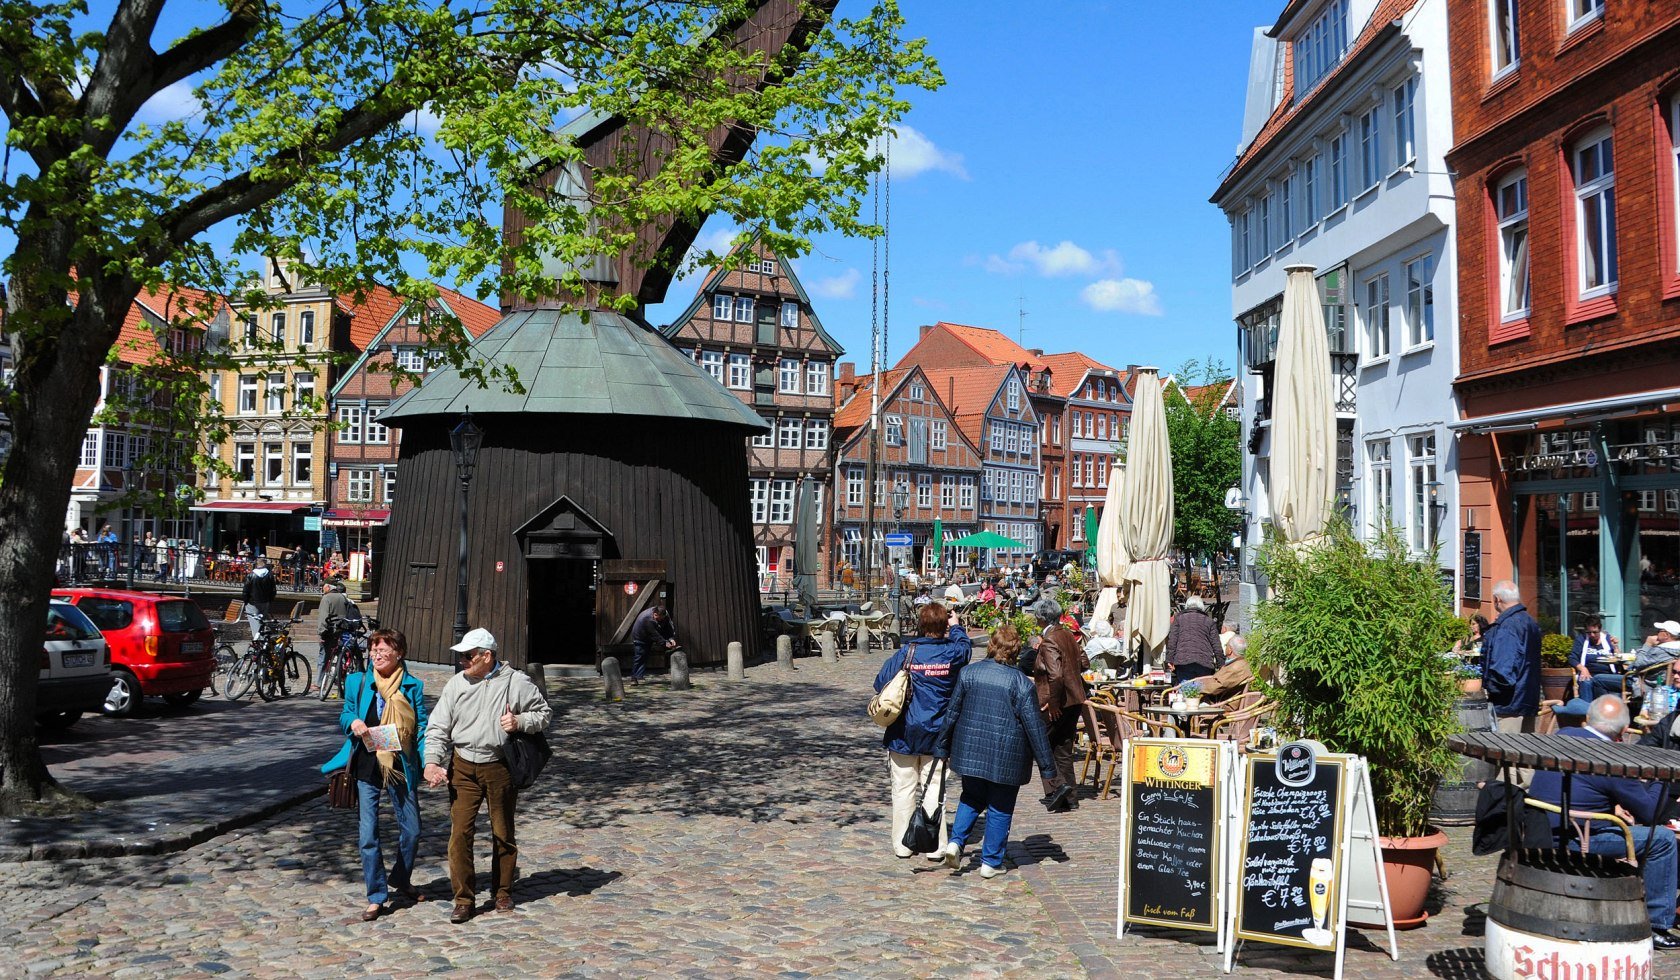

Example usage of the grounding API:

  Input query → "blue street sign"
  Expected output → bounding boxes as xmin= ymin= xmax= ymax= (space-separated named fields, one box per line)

xmin=884 ymin=532 xmax=913 ymax=547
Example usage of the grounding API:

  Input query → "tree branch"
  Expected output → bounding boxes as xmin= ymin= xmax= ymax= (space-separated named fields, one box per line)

xmin=150 ymin=3 xmax=265 ymax=94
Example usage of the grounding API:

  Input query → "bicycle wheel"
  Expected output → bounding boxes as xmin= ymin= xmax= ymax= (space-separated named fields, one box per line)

xmin=317 ymin=657 xmax=341 ymax=702
xmin=208 ymin=642 xmax=237 ymax=696
xmin=223 ymin=653 xmax=258 ymax=701
xmin=283 ymin=651 xmax=312 ymax=699
xmin=256 ymin=655 xmax=283 ymax=702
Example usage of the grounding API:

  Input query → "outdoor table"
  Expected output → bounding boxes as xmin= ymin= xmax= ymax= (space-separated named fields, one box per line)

xmin=1141 ymin=703 xmax=1227 ymax=737
xmin=1447 ymin=731 xmax=1680 ymax=976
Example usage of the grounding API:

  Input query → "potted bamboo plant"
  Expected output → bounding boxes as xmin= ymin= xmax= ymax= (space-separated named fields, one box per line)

xmin=1251 ymin=519 xmax=1467 ymax=927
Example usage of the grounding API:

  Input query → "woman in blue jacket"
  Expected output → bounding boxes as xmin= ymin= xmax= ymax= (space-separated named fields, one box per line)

xmin=321 ymin=628 xmax=428 ymax=920
xmin=873 ymin=602 xmax=970 ymax=860
xmin=933 ymin=623 xmax=1057 ymax=879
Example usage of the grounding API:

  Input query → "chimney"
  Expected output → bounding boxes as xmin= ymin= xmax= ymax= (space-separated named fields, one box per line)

xmin=1029 ymin=348 xmax=1044 ymax=357
xmin=920 ymin=324 xmax=934 ymax=340
xmin=838 ymin=361 xmax=857 ymax=399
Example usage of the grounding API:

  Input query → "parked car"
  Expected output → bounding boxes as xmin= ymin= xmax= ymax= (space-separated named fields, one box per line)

xmin=38 ymin=600 xmax=112 ymax=730
xmin=52 ymin=588 xmax=217 ymax=716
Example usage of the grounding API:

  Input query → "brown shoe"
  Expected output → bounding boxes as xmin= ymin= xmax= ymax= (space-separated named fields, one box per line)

xmin=494 ymin=896 xmax=514 ymax=913
xmin=361 ymin=904 xmax=382 ymax=922
xmin=450 ymin=901 xmax=474 ymax=924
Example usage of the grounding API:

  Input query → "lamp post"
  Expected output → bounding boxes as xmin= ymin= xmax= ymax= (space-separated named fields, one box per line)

xmin=449 ymin=408 xmax=483 ymax=645
xmin=890 ymin=479 xmax=909 ymax=613
xmin=1426 ymin=479 xmax=1446 ymax=548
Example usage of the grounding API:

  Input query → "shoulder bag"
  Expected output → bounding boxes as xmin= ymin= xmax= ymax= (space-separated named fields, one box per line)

xmin=900 ymin=760 xmax=948 ymax=854
xmin=868 ymin=641 xmax=918 ymax=727
xmin=499 ymin=669 xmax=553 ymax=790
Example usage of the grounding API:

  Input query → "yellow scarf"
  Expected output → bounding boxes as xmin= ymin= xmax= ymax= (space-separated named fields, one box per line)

xmin=373 ymin=666 xmax=418 ymax=788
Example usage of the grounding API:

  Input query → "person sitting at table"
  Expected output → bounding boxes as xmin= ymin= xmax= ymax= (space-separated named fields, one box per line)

xmin=1572 ymin=614 xmax=1623 ymax=701
xmin=1528 ymin=695 xmax=1680 ymax=950
xmin=1198 ymin=635 xmax=1254 ymax=703
xmin=1164 ymin=596 xmax=1221 ymax=686
xmin=1450 ymin=615 xmax=1490 ymax=656
xmin=1084 ymin=619 xmax=1124 ymax=674
xmin=943 ymin=581 xmax=965 ymax=605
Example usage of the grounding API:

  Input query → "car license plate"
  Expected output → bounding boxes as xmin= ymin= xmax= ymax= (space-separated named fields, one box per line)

xmin=62 ymin=651 xmax=95 ymax=668
xmin=181 ymin=642 xmax=204 ymax=654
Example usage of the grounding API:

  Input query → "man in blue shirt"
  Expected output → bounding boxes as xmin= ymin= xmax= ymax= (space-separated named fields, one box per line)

xmin=1484 ymin=580 xmax=1542 ymax=733
xmin=1529 ymin=695 xmax=1680 ymax=949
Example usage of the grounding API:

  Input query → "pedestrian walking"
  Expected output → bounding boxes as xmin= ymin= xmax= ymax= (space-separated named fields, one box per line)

xmin=423 ymin=628 xmax=552 ymax=924
xmin=1484 ymin=579 xmax=1543 ymax=753
xmin=1030 ymin=602 xmax=1086 ymax=811
xmin=629 ymin=605 xmax=676 ymax=684
xmin=933 ymin=623 xmax=1060 ymax=879
xmin=242 ymin=557 xmax=277 ymax=635
xmin=320 ymin=628 xmax=427 ymax=921
xmin=1164 ymin=595 xmax=1221 ymax=685
xmin=873 ymin=602 xmax=970 ymax=860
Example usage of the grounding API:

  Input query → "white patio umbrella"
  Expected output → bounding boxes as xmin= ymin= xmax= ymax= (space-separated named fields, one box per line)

xmin=1091 ymin=459 xmax=1129 ymax=627
xmin=1270 ymin=264 xmax=1337 ymax=547
xmin=1119 ymin=367 xmax=1174 ymax=662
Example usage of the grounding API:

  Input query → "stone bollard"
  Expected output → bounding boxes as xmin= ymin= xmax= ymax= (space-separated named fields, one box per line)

xmin=857 ymin=623 xmax=872 ymax=654
xmin=600 ymin=656 xmax=625 ymax=701
xmin=669 ymin=650 xmax=691 ymax=691
xmin=727 ymin=641 xmax=745 ymax=681
xmin=524 ymin=663 xmax=548 ymax=699
xmin=776 ymin=634 xmax=794 ymax=671
xmin=817 ymin=631 xmax=838 ymax=664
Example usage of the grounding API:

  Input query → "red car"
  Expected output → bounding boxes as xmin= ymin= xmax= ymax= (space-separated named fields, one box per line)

xmin=52 ymin=588 xmax=217 ymax=716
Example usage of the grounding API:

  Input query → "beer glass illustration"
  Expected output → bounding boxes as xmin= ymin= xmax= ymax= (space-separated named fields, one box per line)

xmin=1301 ymin=857 xmax=1334 ymax=946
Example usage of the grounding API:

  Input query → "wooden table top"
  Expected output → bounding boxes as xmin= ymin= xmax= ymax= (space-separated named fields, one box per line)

xmin=1447 ymin=731 xmax=1680 ymax=780
xmin=1142 ymin=704 xmax=1228 ymax=717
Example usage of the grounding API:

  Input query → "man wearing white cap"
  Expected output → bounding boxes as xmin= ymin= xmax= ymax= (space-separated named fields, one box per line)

xmin=422 ymin=628 xmax=552 ymax=924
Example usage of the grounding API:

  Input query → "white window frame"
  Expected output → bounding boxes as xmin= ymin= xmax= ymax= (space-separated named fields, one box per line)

xmin=1363 ymin=273 xmax=1391 ymax=361
xmin=1403 ymin=253 xmax=1435 ymax=349
xmin=1567 ymin=0 xmax=1604 ymax=34
xmin=263 ymin=441 xmax=284 ymax=486
xmin=750 ymin=480 xmax=769 ymax=524
xmin=727 ymin=353 xmax=751 ymax=390
xmin=1407 ymin=433 xmax=1439 ymax=554
xmin=238 ymin=375 xmax=258 ymax=414
xmin=270 ymin=312 xmax=285 ymax=345
xmin=769 ymin=480 xmax=795 ymax=524
xmin=1366 ymin=439 xmax=1392 ymax=527
xmin=734 ymin=296 xmax=755 ymax=323
xmin=1358 ymin=107 xmax=1381 ymax=191
xmin=80 ymin=431 xmax=99 ymax=468
xmin=294 ymin=373 xmax=316 ymax=409
xmin=917 ymin=473 xmax=933 ymax=509
xmin=959 ymin=477 xmax=975 ymax=510
xmin=292 ymin=441 xmax=312 ymax=486
xmin=1497 ymin=170 xmax=1530 ymax=320
xmin=365 ymin=406 xmax=389 ymax=445
xmin=940 ymin=476 xmax=955 ymax=508
xmin=805 ymin=420 xmax=829 ymax=451
xmin=699 ymin=350 xmax=725 ymax=383
xmin=846 ymin=469 xmax=864 ymax=506
xmin=265 ymin=373 xmax=285 ymax=413
xmin=299 ymin=310 xmax=315 ymax=347
xmin=989 ymin=424 xmax=1003 ymax=453
xmin=805 ymin=361 xmax=829 ymax=395
xmin=1279 ymin=169 xmax=1294 ymax=244
xmin=1258 ymin=192 xmax=1273 ymax=252
xmin=1490 ymin=0 xmax=1520 ymax=78
xmin=1574 ymin=128 xmax=1617 ymax=299
xmin=383 ymin=468 xmax=397 ymax=505
xmin=885 ymin=415 xmax=903 ymax=447
xmin=780 ymin=301 xmax=798 ymax=328
xmin=778 ymin=358 xmax=801 ymax=394
xmin=347 ymin=469 xmax=374 ymax=503
xmin=337 ymin=404 xmax=364 ymax=444
xmin=1329 ymin=132 xmax=1349 ymax=210
xmin=1392 ymin=76 xmax=1417 ymax=168
xmin=751 ymin=425 xmax=774 ymax=449
xmin=1302 ymin=151 xmax=1321 ymax=227
xmin=1007 ymin=379 xmax=1021 ymax=411
xmin=931 ymin=419 xmax=947 ymax=451
xmin=713 ymin=294 xmax=733 ymax=320
xmin=777 ymin=417 xmax=802 ymax=449
xmin=234 ymin=442 xmax=255 ymax=484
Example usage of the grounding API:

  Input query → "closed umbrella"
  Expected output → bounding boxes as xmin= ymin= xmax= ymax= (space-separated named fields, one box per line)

xmin=930 ymin=517 xmax=944 ymax=573
xmin=1083 ymin=506 xmax=1099 ymax=568
xmin=1118 ymin=367 xmax=1174 ymax=664
xmin=1271 ymin=264 xmax=1337 ymax=547
xmin=1092 ymin=461 xmax=1129 ymax=627
xmin=793 ymin=477 xmax=818 ymax=613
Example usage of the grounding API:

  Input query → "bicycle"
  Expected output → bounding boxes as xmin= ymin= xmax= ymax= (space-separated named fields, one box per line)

xmin=317 ymin=618 xmax=371 ymax=701
xmin=223 ymin=618 xmax=312 ymax=702
xmin=207 ymin=632 xmax=239 ymax=697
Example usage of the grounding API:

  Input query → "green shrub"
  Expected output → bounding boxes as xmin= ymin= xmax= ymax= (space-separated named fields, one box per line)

xmin=1252 ymin=519 xmax=1465 ymax=838
xmin=1540 ymin=633 xmax=1574 ymax=669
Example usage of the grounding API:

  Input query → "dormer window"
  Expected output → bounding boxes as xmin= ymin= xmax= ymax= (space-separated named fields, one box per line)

xmin=1293 ymin=0 xmax=1349 ymax=98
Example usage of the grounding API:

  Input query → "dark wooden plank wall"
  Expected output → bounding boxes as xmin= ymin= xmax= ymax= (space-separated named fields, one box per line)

xmin=382 ymin=416 xmax=760 ymax=669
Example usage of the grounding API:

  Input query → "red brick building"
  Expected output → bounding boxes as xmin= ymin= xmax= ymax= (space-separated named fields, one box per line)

xmin=1041 ymin=353 xmax=1130 ymax=551
xmin=831 ymin=364 xmax=985 ymax=579
xmin=1446 ymin=0 xmax=1680 ymax=643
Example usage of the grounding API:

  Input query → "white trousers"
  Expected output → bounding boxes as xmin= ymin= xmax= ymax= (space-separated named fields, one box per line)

xmin=888 ymin=751 xmax=949 ymax=856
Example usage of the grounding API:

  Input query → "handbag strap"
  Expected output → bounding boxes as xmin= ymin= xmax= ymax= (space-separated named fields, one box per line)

xmin=915 ymin=759 xmax=948 ymax=807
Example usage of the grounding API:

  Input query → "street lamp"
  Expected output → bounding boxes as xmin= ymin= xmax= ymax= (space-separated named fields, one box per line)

xmin=1426 ymin=478 xmax=1446 ymax=548
xmin=890 ymin=479 xmax=909 ymax=612
xmin=449 ymin=408 xmax=483 ymax=645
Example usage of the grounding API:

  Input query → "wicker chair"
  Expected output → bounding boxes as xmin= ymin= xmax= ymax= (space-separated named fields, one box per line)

xmin=1085 ymin=702 xmax=1181 ymax=800
xmin=1207 ymin=700 xmax=1276 ymax=748
xmin=1523 ymin=797 xmax=1638 ymax=864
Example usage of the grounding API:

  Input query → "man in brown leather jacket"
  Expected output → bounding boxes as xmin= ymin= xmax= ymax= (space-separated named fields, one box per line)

xmin=1032 ymin=603 xmax=1089 ymax=810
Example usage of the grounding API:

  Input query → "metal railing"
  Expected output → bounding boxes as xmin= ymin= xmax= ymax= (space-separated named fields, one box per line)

xmin=55 ymin=541 xmax=331 ymax=592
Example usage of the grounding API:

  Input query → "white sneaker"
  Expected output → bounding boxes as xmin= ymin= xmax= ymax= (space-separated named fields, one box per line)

xmin=979 ymin=863 xmax=1005 ymax=879
xmin=940 ymin=842 xmax=961 ymax=869
xmin=924 ymin=849 xmax=945 ymax=862
xmin=894 ymin=846 xmax=914 ymax=859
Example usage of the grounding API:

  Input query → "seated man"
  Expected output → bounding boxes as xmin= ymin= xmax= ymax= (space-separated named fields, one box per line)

xmin=1529 ymin=695 xmax=1680 ymax=949
xmin=1571 ymin=615 xmax=1624 ymax=701
xmin=1198 ymin=635 xmax=1255 ymax=702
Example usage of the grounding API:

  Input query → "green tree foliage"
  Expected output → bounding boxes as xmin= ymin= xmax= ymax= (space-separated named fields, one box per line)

xmin=1251 ymin=520 xmax=1467 ymax=837
xmin=1164 ymin=358 xmax=1240 ymax=563
xmin=0 ymin=0 xmax=938 ymax=811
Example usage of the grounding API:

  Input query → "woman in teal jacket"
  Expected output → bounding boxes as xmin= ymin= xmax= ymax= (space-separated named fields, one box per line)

xmin=321 ymin=628 xmax=428 ymax=920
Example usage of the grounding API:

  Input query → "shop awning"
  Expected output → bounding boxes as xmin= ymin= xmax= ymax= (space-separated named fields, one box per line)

xmin=190 ymin=501 xmax=316 ymax=515
xmin=323 ymin=509 xmax=390 ymax=522
xmin=1451 ymin=387 xmax=1680 ymax=434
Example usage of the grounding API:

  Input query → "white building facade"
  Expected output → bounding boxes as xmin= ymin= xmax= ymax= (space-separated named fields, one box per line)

xmin=1212 ymin=0 xmax=1460 ymax=615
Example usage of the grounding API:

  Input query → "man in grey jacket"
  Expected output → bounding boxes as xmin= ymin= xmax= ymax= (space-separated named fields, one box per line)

xmin=423 ymin=628 xmax=552 ymax=923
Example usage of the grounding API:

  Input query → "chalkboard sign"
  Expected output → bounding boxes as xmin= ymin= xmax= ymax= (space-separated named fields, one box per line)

xmin=1463 ymin=530 xmax=1482 ymax=602
xmin=1121 ymin=740 xmax=1225 ymax=933
xmin=1234 ymin=752 xmax=1348 ymax=950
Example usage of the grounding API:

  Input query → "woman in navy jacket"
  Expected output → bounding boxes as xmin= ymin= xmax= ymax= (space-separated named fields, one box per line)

xmin=873 ymin=602 xmax=970 ymax=860
xmin=933 ymin=623 xmax=1057 ymax=878
xmin=321 ymin=629 xmax=428 ymax=920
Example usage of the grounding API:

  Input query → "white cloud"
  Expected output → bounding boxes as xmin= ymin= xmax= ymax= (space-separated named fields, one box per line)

xmin=980 ymin=240 xmax=1122 ymax=278
xmin=403 ymin=108 xmax=443 ymax=138
xmin=1081 ymin=278 xmax=1164 ymax=316
xmin=807 ymin=268 xmax=860 ymax=300
xmin=878 ymin=125 xmax=967 ymax=180
xmin=136 ymin=79 xmax=200 ymax=123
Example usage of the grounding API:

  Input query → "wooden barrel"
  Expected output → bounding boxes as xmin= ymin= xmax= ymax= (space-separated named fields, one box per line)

xmin=1430 ymin=697 xmax=1498 ymax=826
xmin=1485 ymin=849 xmax=1651 ymax=980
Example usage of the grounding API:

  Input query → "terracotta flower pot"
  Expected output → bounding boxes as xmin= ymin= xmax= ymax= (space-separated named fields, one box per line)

xmin=1359 ymin=828 xmax=1448 ymax=929
xmin=1458 ymin=678 xmax=1483 ymax=695
xmin=1540 ymin=666 xmax=1575 ymax=704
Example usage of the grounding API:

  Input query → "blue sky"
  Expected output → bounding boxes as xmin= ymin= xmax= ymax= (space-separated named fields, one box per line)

xmin=649 ymin=1 xmax=1265 ymax=378
xmin=8 ymin=1 xmax=1265 ymax=378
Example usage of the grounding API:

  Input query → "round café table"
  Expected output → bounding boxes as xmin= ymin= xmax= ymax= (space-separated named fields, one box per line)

xmin=1141 ymin=703 xmax=1227 ymax=737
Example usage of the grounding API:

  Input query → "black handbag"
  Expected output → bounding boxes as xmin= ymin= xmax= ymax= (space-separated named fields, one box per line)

xmin=326 ymin=769 xmax=356 ymax=810
xmin=900 ymin=761 xmax=948 ymax=854
xmin=500 ymin=671 xmax=552 ymax=790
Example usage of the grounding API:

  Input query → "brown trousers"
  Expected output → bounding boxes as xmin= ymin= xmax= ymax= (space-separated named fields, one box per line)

xmin=448 ymin=754 xmax=518 ymax=904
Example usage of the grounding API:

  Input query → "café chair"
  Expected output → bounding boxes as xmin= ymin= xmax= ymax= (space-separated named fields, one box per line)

xmin=1207 ymin=701 xmax=1276 ymax=748
xmin=1521 ymin=797 xmax=1638 ymax=865
xmin=1085 ymin=703 xmax=1180 ymax=801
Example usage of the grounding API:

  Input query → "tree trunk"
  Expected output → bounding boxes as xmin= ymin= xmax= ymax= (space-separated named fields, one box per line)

xmin=0 ymin=243 xmax=133 ymax=813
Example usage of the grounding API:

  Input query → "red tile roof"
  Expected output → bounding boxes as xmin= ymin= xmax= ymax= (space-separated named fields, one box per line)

xmin=113 ymin=285 xmax=225 ymax=366
xmin=436 ymin=286 xmax=500 ymax=339
xmin=335 ymin=283 xmax=499 ymax=349
xmin=832 ymin=368 xmax=911 ymax=431
xmin=927 ymin=321 xmax=1047 ymax=370
xmin=1211 ymin=0 xmax=1418 ymax=202
xmin=1039 ymin=351 xmax=1118 ymax=398
xmin=918 ymin=364 xmax=1013 ymax=447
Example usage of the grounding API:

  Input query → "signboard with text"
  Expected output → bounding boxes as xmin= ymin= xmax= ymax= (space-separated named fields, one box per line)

xmin=1119 ymin=739 xmax=1234 ymax=943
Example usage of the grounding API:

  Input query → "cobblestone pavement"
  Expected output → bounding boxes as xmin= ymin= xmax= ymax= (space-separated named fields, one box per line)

xmin=7 ymin=649 xmax=1521 ymax=977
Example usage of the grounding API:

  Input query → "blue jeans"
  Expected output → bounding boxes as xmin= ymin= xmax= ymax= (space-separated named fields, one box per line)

xmin=1571 ymin=824 xmax=1677 ymax=930
xmin=358 ymin=777 xmax=421 ymax=905
xmin=631 ymin=642 xmax=648 ymax=681
xmin=1585 ymin=672 xmax=1624 ymax=700
xmin=949 ymin=776 xmax=1020 ymax=870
